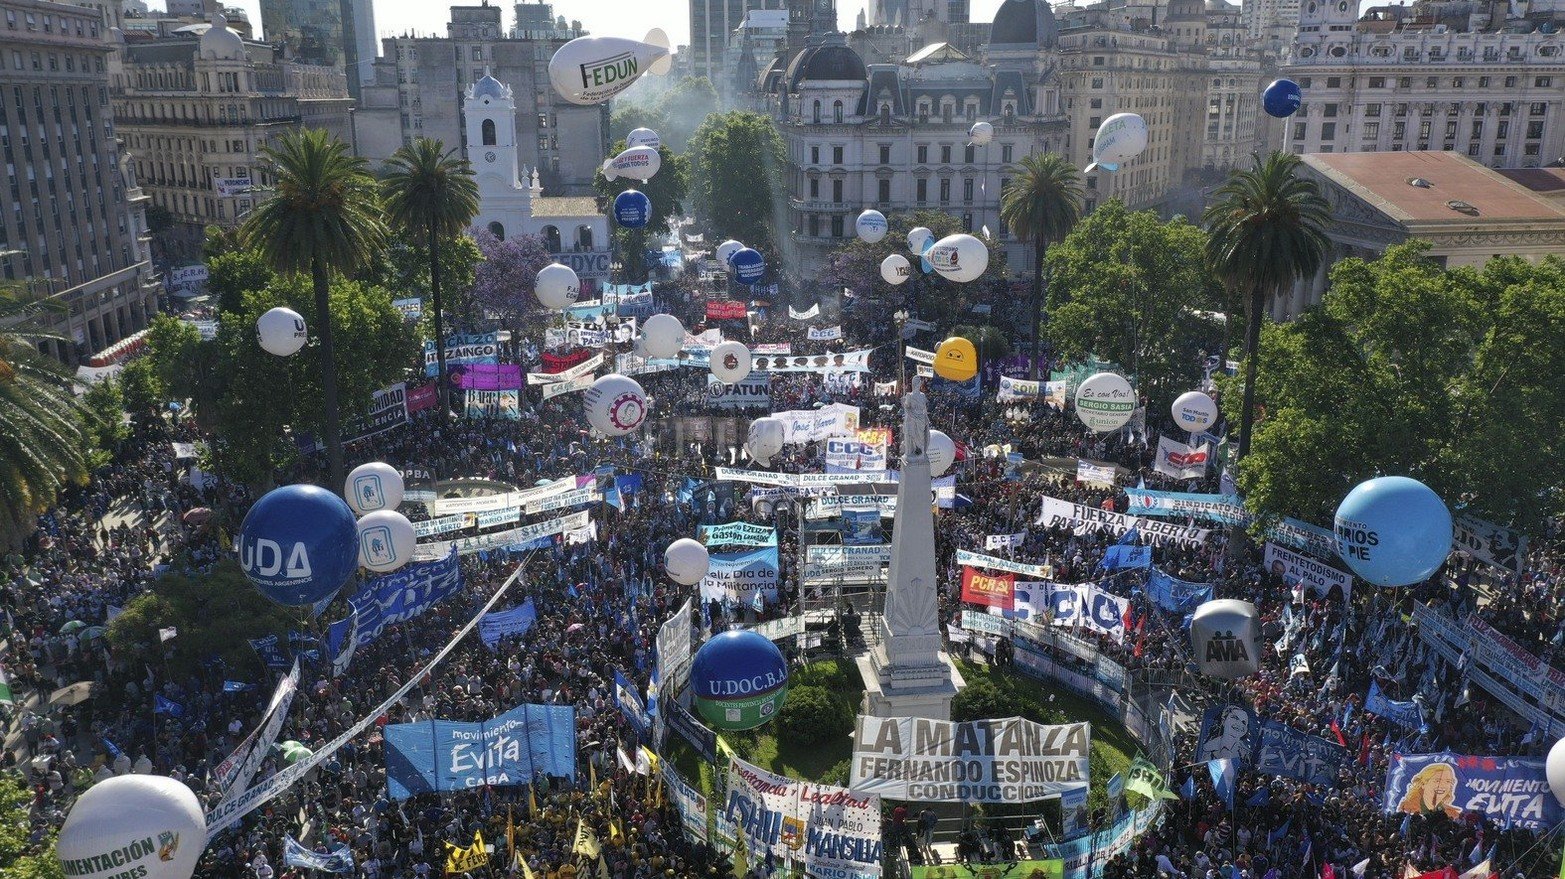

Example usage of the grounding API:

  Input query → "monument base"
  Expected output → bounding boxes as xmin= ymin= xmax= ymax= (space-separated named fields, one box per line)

xmin=855 ymin=647 xmax=965 ymax=721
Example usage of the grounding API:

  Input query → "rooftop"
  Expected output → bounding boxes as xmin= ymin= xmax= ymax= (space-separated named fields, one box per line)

xmin=1498 ymin=167 xmax=1565 ymax=197
xmin=533 ymin=196 xmax=600 ymax=218
xmin=1300 ymin=151 xmax=1565 ymax=225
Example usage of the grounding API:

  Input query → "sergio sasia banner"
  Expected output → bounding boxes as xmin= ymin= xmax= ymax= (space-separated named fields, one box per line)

xmin=1382 ymin=753 xmax=1561 ymax=830
xmin=384 ymin=703 xmax=576 ymax=799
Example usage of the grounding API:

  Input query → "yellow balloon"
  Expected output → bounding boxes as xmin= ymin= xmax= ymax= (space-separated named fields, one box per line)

xmin=934 ymin=337 xmax=978 ymax=382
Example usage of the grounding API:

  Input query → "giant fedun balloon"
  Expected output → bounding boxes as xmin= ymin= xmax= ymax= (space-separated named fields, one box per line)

xmin=58 ymin=775 xmax=206 ymax=879
xmin=344 ymin=461 xmax=403 ymax=516
xmin=1333 ymin=476 xmax=1452 ymax=587
xmin=583 ymin=374 xmax=648 ymax=436
xmin=548 ymin=30 xmax=671 ymax=105
xmin=745 ymin=416 xmax=785 ymax=465
xmin=1190 ymin=599 xmax=1261 ymax=679
xmin=1086 ymin=113 xmax=1148 ymax=173
xmin=534 ymin=263 xmax=580 ymax=310
xmin=257 ymin=306 xmax=307 ymax=356
xmin=664 ymin=538 xmax=710 ymax=585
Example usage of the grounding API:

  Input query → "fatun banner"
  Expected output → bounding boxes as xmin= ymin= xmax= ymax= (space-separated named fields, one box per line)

xmin=850 ymin=716 xmax=1090 ymax=802
xmin=1382 ymin=754 xmax=1561 ymax=830
xmin=725 ymin=757 xmax=882 ymax=879
xmin=384 ymin=703 xmax=576 ymax=799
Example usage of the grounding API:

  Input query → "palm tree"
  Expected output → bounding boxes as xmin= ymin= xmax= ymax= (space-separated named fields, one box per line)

xmin=242 ymin=128 xmax=387 ymax=489
xmin=0 ymin=296 xmax=90 ymax=549
xmin=380 ymin=138 xmax=480 ymax=421
xmin=1202 ymin=151 xmax=1330 ymax=460
xmin=1001 ymin=154 xmax=1082 ymax=379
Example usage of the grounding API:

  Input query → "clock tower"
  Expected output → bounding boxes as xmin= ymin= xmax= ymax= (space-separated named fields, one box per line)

xmin=465 ymin=72 xmax=522 ymax=194
xmin=786 ymin=0 xmax=835 ymax=55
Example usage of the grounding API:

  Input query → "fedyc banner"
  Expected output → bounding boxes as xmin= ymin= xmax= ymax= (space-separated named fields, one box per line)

xmin=384 ymin=703 xmax=576 ymax=799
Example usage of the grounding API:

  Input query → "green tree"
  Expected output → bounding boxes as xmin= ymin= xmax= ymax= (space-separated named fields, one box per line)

xmin=687 ymin=111 xmax=785 ymax=256
xmin=1235 ymin=243 xmax=1564 ymax=531
xmin=106 ymin=559 xmax=302 ymax=677
xmin=381 ymin=138 xmax=480 ymax=420
xmin=1001 ymin=153 xmax=1082 ymax=377
xmin=242 ymin=129 xmax=388 ymax=487
xmin=609 ymin=103 xmax=670 ymax=146
xmin=594 ymin=142 xmax=690 ymax=283
xmin=81 ymin=375 xmax=128 ymax=463
xmin=144 ymin=314 xmax=209 ymax=412
xmin=359 ymin=235 xmax=481 ymax=326
xmin=119 ymin=356 xmax=165 ymax=417
xmin=1044 ymin=201 xmax=1224 ymax=404
xmin=1202 ymin=151 xmax=1330 ymax=460
xmin=206 ymin=248 xmax=275 ymax=314
xmin=0 ymin=773 xmax=65 ymax=879
xmin=0 ymin=296 xmax=89 ymax=549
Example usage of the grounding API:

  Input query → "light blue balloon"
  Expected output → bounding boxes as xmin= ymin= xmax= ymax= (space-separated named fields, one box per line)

xmin=238 ymin=484 xmax=360 ymax=606
xmin=1333 ymin=476 xmax=1451 ymax=587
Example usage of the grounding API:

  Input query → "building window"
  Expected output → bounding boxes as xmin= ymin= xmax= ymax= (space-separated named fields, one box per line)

xmin=880 ymin=105 xmax=891 ymax=125
xmin=808 ymin=215 xmax=819 ymax=237
xmin=1321 ymin=122 xmax=1335 ymax=140
xmin=916 ymin=145 xmax=928 ymax=164
xmin=1324 ymin=103 xmax=1338 ymax=117
xmin=879 ymin=144 xmax=890 ymax=164
xmin=916 ymin=178 xmax=927 ymax=203
xmin=878 ymin=178 xmax=890 ymax=202
xmin=1292 ymin=121 xmax=1306 ymax=140
xmin=964 ymin=145 xmax=975 ymax=163
xmin=1363 ymin=122 xmax=1379 ymax=138
xmin=809 ymin=177 xmax=819 ymax=198
xmin=962 ymin=178 xmax=974 ymax=202
xmin=831 ymin=215 xmax=844 ymax=237
xmin=832 ymin=146 xmax=843 ymax=164
xmin=1533 ymin=102 xmax=1548 ymax=116
xmin=940 ymin=145 xmax=951 ymax=164
xmin=833 ymin=100 xmax=843 ymax=123
xmin=832 ymin=179 xmax=842 ymax=201
xmin=812 ymin=101 xmax=821 ymax=123
xmin=481 ymin=119 xmax=495 ymax=145
xmin=1537 ymin=76 xmax=1552 ymax=88
xmin=488 ymin=221 xmax=504 ymax=239
xmin=810 ymin=146 xmax=819 ymax=164
xmin=1001 ymin=144 xmax=1013 ymax=163
xmin=939 ymin=178 xmax=950 ymax=202
xmin=962 ymin=213 xmax=973 ymax=232
xmin=1528 ymin=120 xmax=1545 ymax=139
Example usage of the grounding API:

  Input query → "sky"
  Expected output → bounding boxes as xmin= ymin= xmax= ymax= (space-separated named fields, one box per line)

xmin=222 ymin=0 xmax=1014 ymax=48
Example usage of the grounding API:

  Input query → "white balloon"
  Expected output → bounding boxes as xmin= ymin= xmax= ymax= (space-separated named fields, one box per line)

xmin=601 ymin=145 xmax=661 ymax=182
xmin=58 ymin=775 xmax=206 ymax=879
xmin=745 ymin=416 xmax=785 ymax=465
xmin=927 ymin=429 xmax=955 ymax=477
xmin=1547 ymin=737 xmax=1565 ymax=807
xmin=584 ymin=373 xmax=648 ymax=436
xmin=1074 ymin=372 xmax=1136 ymax=432
xmin=1190 ymin=599 xmax=1261 ymax=679
xmin=1171 ymin=391 xmax=1219 ymax=433
xmin=344 ymin=461 xmax=404 ymax=515
xmin=716 ymin=240 xmax=744 ymax=265
xmin=968 ymin=120 xmax=994 ymax=146
xmin=534 ymin=263 xmax=580 ymax=310
xmin=880 ymin=254 xmax=912 ymax=285
xmin=547 ymin=31 xmax=671 ymax=105
xmin=1087 ymin=112 xmax=1148 ymax=173
xmin=907 ymin=227 xmax=935 ymax=254
xmin=356 ymin=510 xmax=417 ymax=573
xmin=640 ymin=313 xmax=684 ymax=360
xmin=926 ymin=234 xmax=989 ymax=283
xmin=257 ymin=307 xmax=307 ymax=356
xmin=626 ymin=127 xmax=661 ymax=150
xmin=709 ymin=340 xmax=752 ymax=384
xmin=664 ymin=537 xmax=710 ymax=585
xmin=855 ymin=210 xmax=888 ymax=243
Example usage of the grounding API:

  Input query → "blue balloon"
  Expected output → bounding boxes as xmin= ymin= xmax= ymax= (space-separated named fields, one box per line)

xmin=1333 ymin=476 xmax=1452 ymax=587
xmin=690 ymin=630 xmax=788 ymax=731
xmin=730 ymin=247 xmax=765 ymax=285
xmin=238 ymin=484 xmax=360 ymax=606
xmin=1263 ymin=78 xmax=1302 ymax=118
xmin=613 ymin=189 xmax=651 ymax=229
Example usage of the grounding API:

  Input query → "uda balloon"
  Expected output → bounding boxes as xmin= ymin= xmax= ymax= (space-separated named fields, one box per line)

xmin=709 ymin=340 xmax=752 ymax=384
xmin=1086 ymin=113 xmax=1148 ymax=173
xmin=1190 ymin=599 xmax=1261 ymax=679
xmin=584 ymin=374 xmax=648 ymax=436
xmin=357 ymin=510 xmax=416 ymax=573
xmin=257 ymin=306 xmax=307 ymax=356
xmin=880 ymin=254 xmax=912 ymax=285
xmin=640 ymin=313 xmax=684 ymax=359
xmin=344 ymin=461 xmax=403 ymax=515
xmin=690 ymin=630 xmax=789 ymax=731
xmin=1333 ymin=476 xmax=1452 ymax=587
xmin=239 ymin=484 xmax=359 ymax=606
xmin=602 ymin=145 xmax=661 ymax=182
xmin=855 ymin=209 xmax=888 ymax=243
xmin=58 ymin=775 xmax=206 ymax=879
xmin=534 ymin=263 xmax=580 ymax=310
xmin=664 ymin=538 xmax=710 ymax=585
xmin=547 ymin=30 xmax=671 ymax=105
xmin=626 ymin=127 xmax=661 ymax=150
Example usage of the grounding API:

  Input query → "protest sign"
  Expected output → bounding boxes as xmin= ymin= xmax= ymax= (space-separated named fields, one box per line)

xmin=384 ymin=703 xmax=576 ymax=799
xmin=850 ymin=716 xmax=1089 ymax=802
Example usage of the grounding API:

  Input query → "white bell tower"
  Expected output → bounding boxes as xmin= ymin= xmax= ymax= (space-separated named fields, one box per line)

xmin=465 ymin=72 xmax=522 ymax=195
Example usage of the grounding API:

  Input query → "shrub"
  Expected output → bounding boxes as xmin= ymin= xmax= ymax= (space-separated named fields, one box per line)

xmin=779 ymin=685 xmax=852 ymax=747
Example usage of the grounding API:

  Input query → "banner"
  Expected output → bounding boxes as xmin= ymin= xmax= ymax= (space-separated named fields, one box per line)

xmin=541 ymin=372 xmax=594 ymax=400
xmin=804 ymin=544 xmax=889 ymax=585
xmin=707 ymin=373 xmax=771 ymax=409
xmin=667 ymin=698 xmax=717 ymax=763
xmin=214 ymin=660 xmax=300 ymax=799
xmin=1153 ymin=436 xmax=1209 ymax=480
xmin=1043 ymin=804 xmax=1164 ymax=879
xmin=1263 ymin=542 xmax=1353 ymax=598
xmin=248 ymin=634 xmax=291 ymax=670
xmin=392 ymin=296 xmax=423 ymax=320
xmin=1043 ymin=582 xmax=1128 ymax=643
xmin=700 ymin=547 xmax=780 ymax=604
xmin=450 ymin=363 xmax=523 ymax=390
xmin=997 ymin=376 xmax=1041 ymax=403
xmin=700 ymin=522 xmax=777 ymax=547
xmin=1075 ymin=460 xmax=1116 ymax=485
xmin=1453 ymin=515 xmax=1527 ymax=573
xmin=961 ymin=567 xmax=1015 ymax=611
xmin=841 ymin=509 xmax=882 ymax=545
xmin=1036 ymin=497 xmax=1210 ymax=547
xmin=1382 ymin=753 xmax=1561 ymax=830
xmin=725 ymin=757 xmax=882 ymax=879
xmin=1196 ymin=706 xmax=1347 ymax=787
xmin=825 ymin=437 xmax=888 ymax=471
xmin=479 ymin=599 xmax=537 ymax=649
xmin=1145 ymin=569 xmax=1212 ymax=614
xmin=464 ymin=389 xmax=520 ymax=419
xmin=807 ymin=325 xmax=843 ymax=341
xmin=345 ymin=383 xmax=410 ymax=443
xmin=753 ymin=350 xmax=874 ymax=375
xmin=657 ymin=600 xmax=694 ymax=691
xmin=807 ymin=490 xmax=897 ymax=521
xmin=425 ymin=333 xmax=499 ymax=377
xmin=445 ymin=832 xmax=489 ymax=875
xmin=283 ymin=837 xmax=354 ymax=873
xmin=418 ymin=510 xmax=590 ymax=558
xmin=615 ymin=669 xmax=651 ymax=735
xmin=985 ymin=532 xmax=1027 ymax=551
xmin=662 ymin=762 xmax=709 ymax=843
xmin=1366 ymin=681 xmax=1423 ymax=730
xmin=789 ymin=303 xmax=821 ymax=320
xmin=385 ymin=703 xmax=577 ymax=799
xmin=850 ymin=717 xmax=1089 ymax=802
xmin=707 ymin=300 xmax=748 ymax=320
xmin=1125 ymin=489 xmax=1337 ymax=559
xmin=956 ymin=549 xmax=1053 ymax=580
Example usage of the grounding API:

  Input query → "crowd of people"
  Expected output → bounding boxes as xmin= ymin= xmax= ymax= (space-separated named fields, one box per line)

xmin=1 ymin=268 xmax=1560 ymax=879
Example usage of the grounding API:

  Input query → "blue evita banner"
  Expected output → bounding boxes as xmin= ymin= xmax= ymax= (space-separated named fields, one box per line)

xmin=1253 ymin=720 xmax=1349 ymax=788
xmin=384 ymin=703 xmax=576 ymax=800
xmin=332 ymin=548 xmax=463 ymax=655
xmin=1366 ymin=681 xmax=1424 ymax=730
xmin=479 ymin=599 xmax=537 ymax=650
xmin=1146 ymin=568 xmax=1213 ymax=614
xmin=841 ymin=509 xmax=881 ymax=545
xmin=1382 ymin=753 xmax=1562 ymax=830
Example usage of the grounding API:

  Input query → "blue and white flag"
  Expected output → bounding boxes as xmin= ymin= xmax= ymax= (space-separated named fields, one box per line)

xmin=479 ymin=599 xmax=537 ymax=650
xmin=248 ymin=634 xmax=291 ymax=670
xmin=154 ymin=695 xmax=184 ymax=717
xmin=342 ymin=548 xmax=463 ymax=652
xmin=1208 ymin=758 xmax=1235 ymax=810
xmin=1145 ymin=568 xmax=1213 ymax=613
xmin=383 ymin=703 xmax=577 ymax=799
xmin=283 ymin=837 xmax=355 ymax=873
xmin=1099 ymin=545 xmax=1152 ymax=571
xmin=614 ymin=669 xmax=651 ymax=736
xmin=1366 ymin=680 xmax=1423 ymax=730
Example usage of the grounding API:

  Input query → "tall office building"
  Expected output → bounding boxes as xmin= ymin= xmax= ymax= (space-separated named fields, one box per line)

xmin=0 ymin=0 xmax=157 ymax=361
xmin=259 ymin=0 xmax=374 ymax=96
xmin=689 ymin=0 xmax=785 ymax=83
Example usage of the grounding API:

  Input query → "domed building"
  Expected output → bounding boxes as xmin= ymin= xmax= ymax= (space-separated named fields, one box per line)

xmin=110 ymin=12 xmax=353 ymax=262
